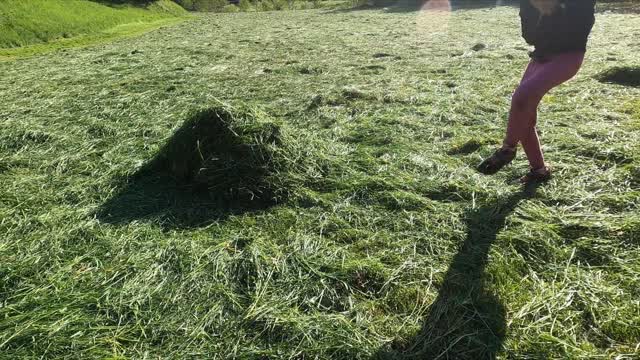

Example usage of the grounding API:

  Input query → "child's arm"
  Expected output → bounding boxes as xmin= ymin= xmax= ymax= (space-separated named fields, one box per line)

xmin=556 ymin=0 xmax=597 ymax=50
xmin=519 ymin=0 xmax=539 ymax=46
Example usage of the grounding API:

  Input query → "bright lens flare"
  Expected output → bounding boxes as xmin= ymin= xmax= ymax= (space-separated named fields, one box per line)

xmin=416 ymin=0 xmax=452 ymax=38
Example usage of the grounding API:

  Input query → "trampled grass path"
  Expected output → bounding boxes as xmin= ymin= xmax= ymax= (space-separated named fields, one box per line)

xmin=1 ymin=6 xmax=639 ymax=359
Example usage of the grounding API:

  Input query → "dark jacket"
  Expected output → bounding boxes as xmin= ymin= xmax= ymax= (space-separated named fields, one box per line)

xmin=520 ymin=0 xmax=596 ymax=60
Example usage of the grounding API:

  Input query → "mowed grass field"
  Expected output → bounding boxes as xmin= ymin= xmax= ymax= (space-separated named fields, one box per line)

xmin=0 ymin=0 xmax=187 ymax=58
xmin=1 ymin=5 xmax=640 ymax=359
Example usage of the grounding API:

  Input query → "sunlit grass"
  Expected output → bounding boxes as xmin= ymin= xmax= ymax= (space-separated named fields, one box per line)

xmin=0 ymin=0 xmax=188 ymax=58
xmin=0 ymin=5 xmax=639 ymax=359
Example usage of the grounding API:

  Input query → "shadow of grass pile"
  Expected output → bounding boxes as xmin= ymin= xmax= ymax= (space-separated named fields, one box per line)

xmin=596 ymin=65 xmax=640 ymax=87
xmin=147 ymin=106 xmax=320 ymax=204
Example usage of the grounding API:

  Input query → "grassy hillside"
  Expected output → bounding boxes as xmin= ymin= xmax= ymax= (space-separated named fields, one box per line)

xmin=0 ymin=5 xmax=639 ymax=359
xmin=0 ymin=0 xmax=187 ymax=54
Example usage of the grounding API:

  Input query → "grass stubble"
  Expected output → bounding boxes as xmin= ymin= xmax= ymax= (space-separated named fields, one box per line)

xmin=0 ymin=5 xmax=639 ymax=359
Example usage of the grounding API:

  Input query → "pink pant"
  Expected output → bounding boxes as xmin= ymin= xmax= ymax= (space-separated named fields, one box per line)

xmin=504 ymin=52 xmax=585 ymax=169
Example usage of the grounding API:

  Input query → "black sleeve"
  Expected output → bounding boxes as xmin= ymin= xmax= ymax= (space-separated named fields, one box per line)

xmin=567 ymin=0 xmax=596 ymax=38
xmin=555 ymin=0 xmax=596 ymax=50
xmin=519 ymin=0 xmax=538 ymax=46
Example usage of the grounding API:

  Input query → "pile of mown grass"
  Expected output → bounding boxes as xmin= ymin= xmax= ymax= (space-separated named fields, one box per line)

xmin=147 ymin=106 xmax=331 ymax=203
xmin=0 ymin=0 xmax=186 ymax=49
xmin=94 ymin=105 xmax=337 ymax=229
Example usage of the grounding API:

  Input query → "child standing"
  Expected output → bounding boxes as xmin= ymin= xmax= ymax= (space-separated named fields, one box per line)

xmin=478 ymin=0 xmax=597 ymax=183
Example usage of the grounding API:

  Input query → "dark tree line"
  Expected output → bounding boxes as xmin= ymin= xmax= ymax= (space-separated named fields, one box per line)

xmin=172 ymin=0 xmax=231 ymax=11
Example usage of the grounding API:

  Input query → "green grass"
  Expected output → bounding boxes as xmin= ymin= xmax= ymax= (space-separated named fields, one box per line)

xmin=1 ymin=5 xmax=639 ymax=359
xmin=0 ymin=0 xmax=188 ymax=57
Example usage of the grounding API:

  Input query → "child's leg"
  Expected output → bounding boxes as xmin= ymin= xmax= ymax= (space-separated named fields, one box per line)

xmin=502 ymin=60 xmax=540 ymax=150
xmin=520 ymin=127 xmax=545 ymax=170
xmin=508 ymin=61 xmax=545 ymax=168
xmin=503 ymin=52 xmax=585 ymax=168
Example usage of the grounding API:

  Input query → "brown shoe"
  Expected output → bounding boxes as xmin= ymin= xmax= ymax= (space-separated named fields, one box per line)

xmin=520 ymin=166 xmax=552 ymax=184
xmin=477 ymin=147 xmax=517 ymax=175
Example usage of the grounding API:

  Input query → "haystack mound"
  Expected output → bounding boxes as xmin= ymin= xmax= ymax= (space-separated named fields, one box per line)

xmin=150 ymin=107 xmax=293 ymax=203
